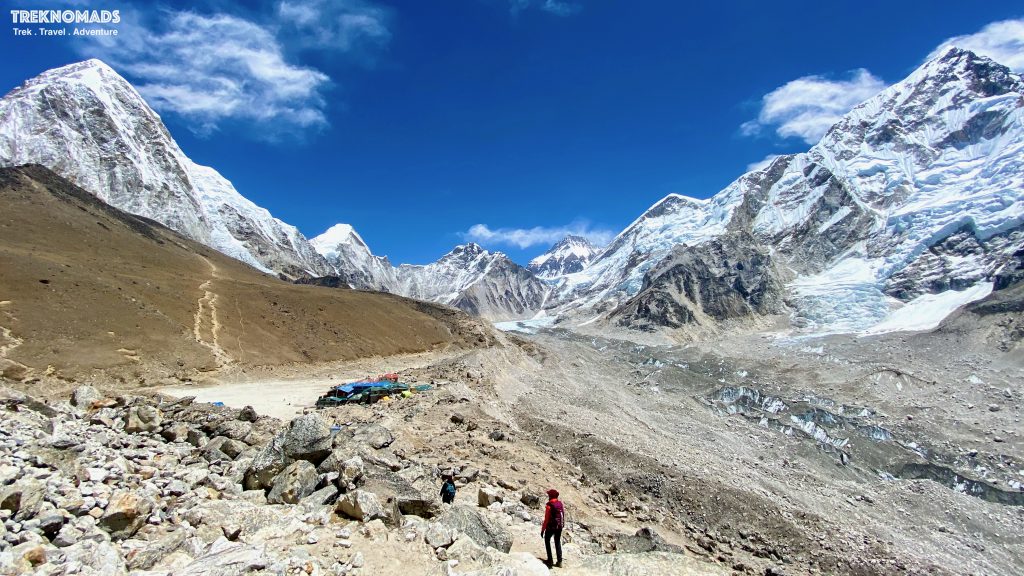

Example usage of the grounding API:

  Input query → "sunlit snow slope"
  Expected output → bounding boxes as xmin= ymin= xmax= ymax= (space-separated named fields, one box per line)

xmin=547 ymin=47 xmax=1024 ymax=334
xmin=0 ymin=59 xmax=332 ymax=278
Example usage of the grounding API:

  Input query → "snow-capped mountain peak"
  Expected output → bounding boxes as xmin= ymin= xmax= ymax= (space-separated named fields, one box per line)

xmin=528 ymin=235 xmax=600 ymax=278
xmin=311 ymin=223 xmax=368 ymax=256
xmin=546 ymin=47 xmax=1024 ymax=336
xmin=0 ymin=59 xmax=332 ymax=278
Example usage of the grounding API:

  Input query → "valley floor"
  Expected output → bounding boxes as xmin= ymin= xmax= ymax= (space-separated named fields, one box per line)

xmin=150 ymin=321 xmax=1023 ymax=575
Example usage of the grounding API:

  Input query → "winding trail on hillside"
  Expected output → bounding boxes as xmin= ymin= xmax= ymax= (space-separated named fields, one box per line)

xmin=192 ymin=255 xmax=232 ymax=368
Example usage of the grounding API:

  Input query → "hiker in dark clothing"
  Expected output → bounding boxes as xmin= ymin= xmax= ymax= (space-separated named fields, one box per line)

xmin=541 ymin=488 xmax=564 ymax=567
xmin=440 ymin=476 xmax=457 ymax=504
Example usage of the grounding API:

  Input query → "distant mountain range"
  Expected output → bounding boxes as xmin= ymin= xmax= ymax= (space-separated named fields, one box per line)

xmin=2 ymin=47 xmax=1021 ymax=335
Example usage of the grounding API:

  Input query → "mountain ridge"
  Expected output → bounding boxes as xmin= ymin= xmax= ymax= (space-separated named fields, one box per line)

xmin=0 ymin=58 xmax=332 ymax=279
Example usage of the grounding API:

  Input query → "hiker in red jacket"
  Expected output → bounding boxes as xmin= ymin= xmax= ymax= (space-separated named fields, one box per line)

xmin=541 ymin=488 xmax=564 ymax=567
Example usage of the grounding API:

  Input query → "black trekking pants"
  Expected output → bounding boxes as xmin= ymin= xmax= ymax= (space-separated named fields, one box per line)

xmin=544 ymin=528 xmax=562 ymax=564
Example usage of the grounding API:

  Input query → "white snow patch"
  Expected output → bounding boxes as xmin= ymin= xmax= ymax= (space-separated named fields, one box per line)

xmin=863 ymin=282 xmax=993 ymax=335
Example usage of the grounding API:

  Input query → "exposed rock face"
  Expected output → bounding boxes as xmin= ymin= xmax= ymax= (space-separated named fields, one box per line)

xmin=309 ymin=223 xmax=398 ymax=291
xmin=547 ymin=48 xmax=1024 ymax=335
xmin=609 ymin=232 xmax=786 ymax=332
xmin=398 ymin=244 xmax=551 ymax=322
xmin=311 ymin=231 xmax=554 ymax=322
xmin=0 ymin=59 xmax=332 ymax=278
xmin=528 ymin=235 xmax=601 ymax=278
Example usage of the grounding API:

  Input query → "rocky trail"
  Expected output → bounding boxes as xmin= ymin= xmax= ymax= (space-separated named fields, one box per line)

xmin=0 ymin=324 xmax=1021 ymax=576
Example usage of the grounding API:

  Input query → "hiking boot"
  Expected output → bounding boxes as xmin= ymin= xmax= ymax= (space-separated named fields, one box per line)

xmin=554 ymin=560 xmax=562 ymax=568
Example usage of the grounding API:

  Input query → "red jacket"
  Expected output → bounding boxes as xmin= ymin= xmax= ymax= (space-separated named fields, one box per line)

xmin=542 ymin=498 xmax=564 ymax=532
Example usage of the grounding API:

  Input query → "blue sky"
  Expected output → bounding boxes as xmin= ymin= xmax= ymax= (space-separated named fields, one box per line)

xmin=2 ymin=1 xmax=1023 ymax=265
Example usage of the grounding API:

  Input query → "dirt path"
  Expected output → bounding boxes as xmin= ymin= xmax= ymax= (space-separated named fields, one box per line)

xmin=158 ymin=348 xmax=462 ymax=420
xmin=192 ymin=256 xmax=232 ymax=368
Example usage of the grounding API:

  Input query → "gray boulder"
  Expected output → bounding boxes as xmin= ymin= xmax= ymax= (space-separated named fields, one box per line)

xmin=283 ymin=414 xmax=332 ymax=464
xmin=437 ymin=504 xmax=513 ymax=553
xmin=362 ymin=468 xmax=440 ymax=519
xmin=99 ymin=491 xmax=154 ymax=539
xmin=477 ymin=485 xmax=503 ymax=507
xmin=0 ymin=480 xmax=44 ymax=521
xmin=161 ymin=422 xmax=190 ymax=443
xmin=300 ymin=485 xmax=340 ymax=506
xmin=267 ymin=460 xmax=318 ymax=505
xmin=71 ymin=385 xmax=102 ymax=408
xmin=353 ymin=423 xmax=394 ymax=450
xmin=243 ymin=432 xmax=289 ymax=490
xmin=335 ymin=490 xmax=386 ymax=521
xmin=124 ymin=405 xmax=162 ymax=433
xmin=238 ymin=405 xmax=258 ymax=422
xmin=425 ymin=522 xmax=454 ymax=549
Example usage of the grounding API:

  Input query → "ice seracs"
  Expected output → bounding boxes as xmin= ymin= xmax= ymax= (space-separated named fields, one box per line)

xmin=544 ymin=47 xmax=1024 ymax=335
xmin=0 ymin=59 xmax=332 ymax=278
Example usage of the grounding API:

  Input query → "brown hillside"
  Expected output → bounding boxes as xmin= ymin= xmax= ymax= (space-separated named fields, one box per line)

xmin=0 ymin=165 xmax=491 ymax=386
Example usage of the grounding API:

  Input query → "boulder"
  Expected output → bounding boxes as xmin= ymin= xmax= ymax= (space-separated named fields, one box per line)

xmin=437 ymin=504 xmax=513 ymax=553
xmin=424 ymin=522 xmax=454 ymax=549
xmin=520 ymin=492 xmax=541 ymax=507
xmin=243 ymin=432 xmax=289 ymax=490
xmin=124 ymin=405 xmax=162 ymax=433
xmin=267 ymin=460 xmax=318 ymax=504
xmin=124 ymin=529 xmax=188 ymax=570
xmin=238 ymin=405 xmax=258 ymax=422
xmin=362 ymin=468 xmax=440 ymax=519
xmin=213 ymin=419 xmax=253 ymax=442
xmin=176 ymin=537 xmax=271 ymax=575
xmin=335 ymin=490 xmax=386 ymax=522
xmin=99 ymin=491 xmax=154 ymax=539
xmin=611 ymin=527 xmax=684 ymax=554
xmin=187 ymin=428 xmax=208 ymax=447
xmin=478 ymin=485 xmax=503 ymax=507
xmin=316 ymin=448 xmax=355 ymax=475
xmin=353 ymin=423 xmax=394 ymax=450
xmin=0 ymin=480 xmax=44 ymax=521
xmin=71 ymin=385 xmax=102 ymax=408
xmin=283 ymin=414 xmax=332 ymax=464
xmin=160 ymin=422 xmax=190 ymax=443
xmin=300 ymin=485 xmax=340 ymax=506
xmin=61 ymin=540 xmax=128 ymax=575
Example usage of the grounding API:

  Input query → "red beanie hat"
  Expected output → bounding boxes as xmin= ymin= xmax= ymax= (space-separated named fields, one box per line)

xmin=547 ymin=489 xmax=559 ymax=498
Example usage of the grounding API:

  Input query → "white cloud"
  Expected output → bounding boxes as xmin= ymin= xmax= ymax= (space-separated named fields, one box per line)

xmin=77 ymin=2 xmax=391 ymax=138
xmin=928 ymin=18 xmax=1024 ymax=72
xmin=741 ymin=69 xmax=886 ymax=144
xmin=82 ymin=11 xmax=330 ymax=136
xmin=464 ymin=222 xmax=614 ymax=249
xmin=278 ymin=0 xmax=391 ymax=55
xmin=746 ymin=154 xmax=782 ymax=172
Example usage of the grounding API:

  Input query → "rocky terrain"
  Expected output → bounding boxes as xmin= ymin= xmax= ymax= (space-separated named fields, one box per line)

xmin=3 ymin=303 xmax=1021 ymax=576
xmin=0 ymin=367 xmax=732 ymax=576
